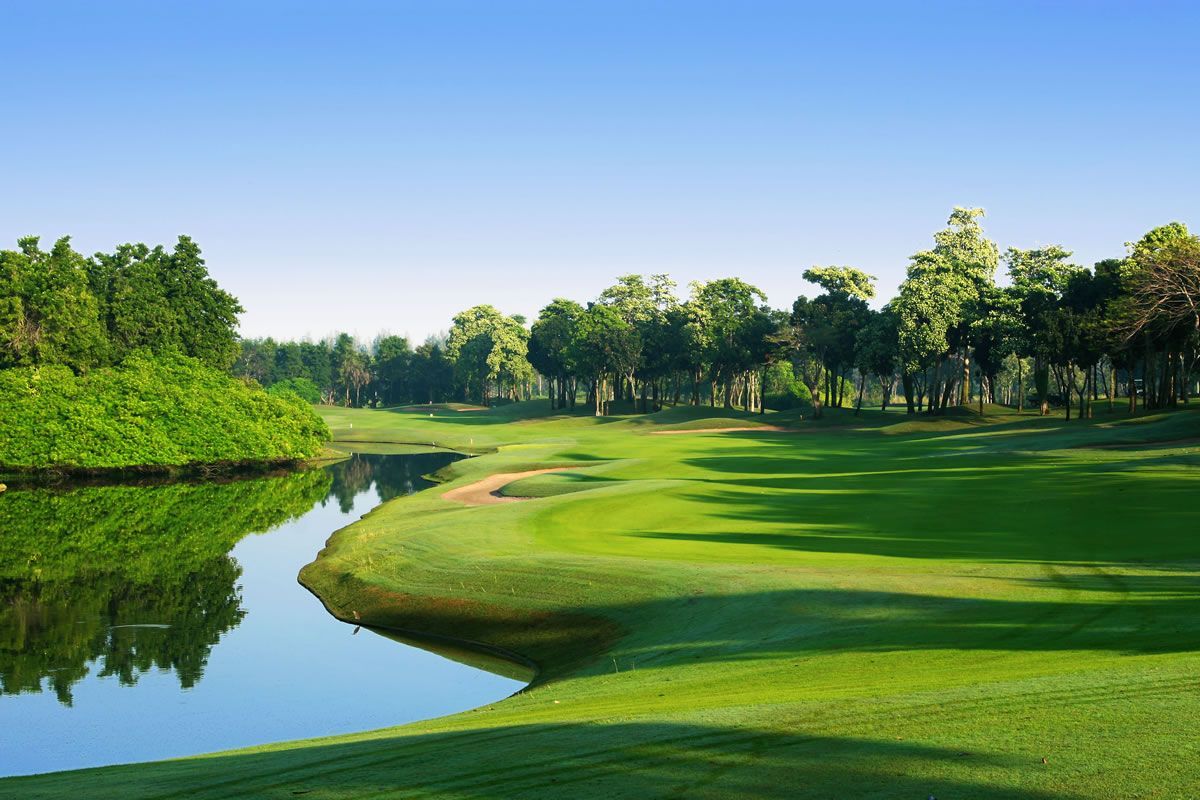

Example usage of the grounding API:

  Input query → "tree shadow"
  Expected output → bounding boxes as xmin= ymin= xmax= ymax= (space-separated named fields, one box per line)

xmin=2 ymin=719 xmax=1090 ymax=800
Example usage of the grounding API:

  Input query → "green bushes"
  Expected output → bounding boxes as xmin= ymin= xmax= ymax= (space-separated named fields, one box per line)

xmin=267 ymin=376 xmax=322 ymax=404
xmin=763 ymin=361 xmax=812 ymax=410
xmin=0 ymin=353 xmax=330 ymax=473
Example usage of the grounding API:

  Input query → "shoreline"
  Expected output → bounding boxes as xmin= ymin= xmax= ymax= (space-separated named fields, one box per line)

xmin=0 ymin=447 xmax=346 ymax=489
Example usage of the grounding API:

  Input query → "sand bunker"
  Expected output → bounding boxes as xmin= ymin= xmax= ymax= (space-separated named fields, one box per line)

xmin=649 ymin=425 xmax=793 ymax=435
xmin=441 ymin=468 xmax=573 ymax=506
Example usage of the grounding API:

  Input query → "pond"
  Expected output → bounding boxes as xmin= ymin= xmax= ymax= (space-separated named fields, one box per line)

xmin=0 ymin=449 xmax=527 ymax=777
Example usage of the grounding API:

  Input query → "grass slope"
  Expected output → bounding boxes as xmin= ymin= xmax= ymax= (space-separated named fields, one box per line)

xmin=7 ymin=403 xmax=1200 ymax=799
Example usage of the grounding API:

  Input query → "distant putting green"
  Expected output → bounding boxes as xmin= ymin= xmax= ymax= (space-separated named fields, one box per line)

xmin=8 ymin=403 xmax=1200 ymax=799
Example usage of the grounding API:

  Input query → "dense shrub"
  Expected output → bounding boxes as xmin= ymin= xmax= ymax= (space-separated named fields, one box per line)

xmin=763 ymin=361 xmax=813 ymax=411
xmin=267 ymin=376 xmax=322 ymax=404
xmin=0 ymin=353 xmax=330 ymax=472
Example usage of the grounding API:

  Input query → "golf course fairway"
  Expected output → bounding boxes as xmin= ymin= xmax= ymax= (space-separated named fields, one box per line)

xmin=6 ymin=402 xmax=1199 ymax=799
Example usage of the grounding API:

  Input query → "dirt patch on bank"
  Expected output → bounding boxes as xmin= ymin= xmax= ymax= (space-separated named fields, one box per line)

xmin=442 ymin=468 xmax=573 ymax=506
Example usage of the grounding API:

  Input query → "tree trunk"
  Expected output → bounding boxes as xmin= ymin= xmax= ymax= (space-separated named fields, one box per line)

xmin=1127 ymin=364 xmax=1137 ymax=414
xmin=1017 ymin=358 xmax=1024 ymax=413
xmin=962 ymin=351 xmax=971 ymax=406
xmin=808 ymin=369 xmax=824 ymax=419
xmin=854 ymin=373 xmax=866 ymax=416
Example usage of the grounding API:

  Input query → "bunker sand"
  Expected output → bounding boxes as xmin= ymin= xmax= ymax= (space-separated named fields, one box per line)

xmin=441 ymin=468 xmax=573 ymax=506
xmin=648 ymin=425 xmax=794 ymax=435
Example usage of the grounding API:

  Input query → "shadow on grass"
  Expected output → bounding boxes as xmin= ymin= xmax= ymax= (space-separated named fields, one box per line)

xmin=3 ymin=719 xmax=1088 ymax=800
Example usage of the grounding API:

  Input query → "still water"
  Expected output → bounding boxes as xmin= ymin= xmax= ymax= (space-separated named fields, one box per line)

xmin=0 ymin=450 xmax=525 ymax=777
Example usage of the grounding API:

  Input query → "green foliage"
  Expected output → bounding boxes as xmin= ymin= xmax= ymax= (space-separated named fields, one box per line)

xmin=372 ymin=335 xmax=413 ymax=405
xmin=0 ymin=234 xmax=242 ymax=371
xmin=802 ymin=266 xmax=877 ymax=300
xmin=529 ymin=299 xmax=582 ymax=377
xmin=239 ymin=209 xmax=1196 ymax=421
xmin=570 ymin=304 xmax=641 ymax=414
xmin=267 ymin=376 xmax=322 ymax=404
xmin=0 ymin=353 xmax=329 ymax=472
xmin=446 ymin=305 xmax=534 ymax=404
xmin=690 ymin=278 xmax=775 ymax=407
xmin=0 ymin=236 xmax=107 ymax=370
xmin=762 ymin=360 xmax=812 ymax=409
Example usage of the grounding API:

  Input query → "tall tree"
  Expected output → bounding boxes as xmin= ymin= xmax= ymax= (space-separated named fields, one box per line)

xmin=691 ymin=278 xmax=769 ymax=409
xmin=0 ymin=236 xmax=107 ymax=371
xmin=895 ymin=208 xmax=999 ymax=413
xmin=569 ymin=304 xmax=640 ymax=416
xmin=371 ymin=335 xmax=413 ymax=406
xmin=529 ymin=298 xmax=584 ymax=409
xmin=1005 ymin=245 xmax=1084 ymax=415
xmin=446 ymin=305 xmax=532 ymax=404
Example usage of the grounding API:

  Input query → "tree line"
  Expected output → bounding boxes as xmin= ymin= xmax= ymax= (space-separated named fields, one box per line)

xmin=0 ymin=235 xmax=242 ymax=371
xmin=243 ymin=208 xmax=1199 ymax=420
xmin=233 ymin=333 xmax=455 ymax=406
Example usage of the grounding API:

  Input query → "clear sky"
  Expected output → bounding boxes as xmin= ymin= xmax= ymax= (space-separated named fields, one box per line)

xmin=3 ymin=1 xmax=1197 ymax=344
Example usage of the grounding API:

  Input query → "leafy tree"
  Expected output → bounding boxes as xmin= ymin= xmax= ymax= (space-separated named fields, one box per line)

xmin=895 ymin=208 xmax=999 ymax=413
xmin=691 ymin=278 xmax=770 ymax=409
xmin=163 ymin=236 xmax=243 ymax=369
xmin=0 ymin=234 xmax=241 ymax=372
xmin=273 ymin=341 xmax=306 ymax=385
xmin=0 ymin=236 xmax=107 ymax=370
xmin=411 ymin=338 xmax=454 ymax=404
xmin=487 ymin=315 xmax=534 ymax=402
xmin=1005 ymin=245 xmax=1084 ymax=414
xmin=446 ymin=305 xmax=533 ymax=404
xmin=854 ymin=308 xmax=898 ymax=412
xmin=803 ymin=266 xmax=877 ymax=300
xmin=796 ymin=266 xmax=874 ymax=410
xmin=529 ymin=298 xmax=584 ymax=409
xmin=570 ymin=304 xmax=641 ymax=416
xmin=371 ymin=335 xmax=413 ymax=406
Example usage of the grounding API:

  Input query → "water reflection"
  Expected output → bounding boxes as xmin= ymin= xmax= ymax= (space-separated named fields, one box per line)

xmin=0 ymin=449 xmax=522 ymax=777
xmin=0 ymin=471 xmax=330 ymax=705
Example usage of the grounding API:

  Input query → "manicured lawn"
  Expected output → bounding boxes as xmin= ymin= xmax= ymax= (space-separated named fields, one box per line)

xmin=8 ymin=402 xmax=1200 ymax=798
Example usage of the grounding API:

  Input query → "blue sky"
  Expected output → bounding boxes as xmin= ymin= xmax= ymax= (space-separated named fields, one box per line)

xmin=3 ymin=1 xmax=1197 ymax=342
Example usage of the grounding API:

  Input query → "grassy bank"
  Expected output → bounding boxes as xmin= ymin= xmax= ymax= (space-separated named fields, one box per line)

xmin=6 ymin=402 xmax=1200 ymax=798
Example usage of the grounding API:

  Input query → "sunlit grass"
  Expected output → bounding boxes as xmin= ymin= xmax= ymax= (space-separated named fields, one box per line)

xmin=9 ymin=402 xmax=1200 ymax=799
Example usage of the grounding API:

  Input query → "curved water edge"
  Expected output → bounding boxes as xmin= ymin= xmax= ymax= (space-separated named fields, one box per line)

xmin=0 ymin=446 xmax=526 ymax=778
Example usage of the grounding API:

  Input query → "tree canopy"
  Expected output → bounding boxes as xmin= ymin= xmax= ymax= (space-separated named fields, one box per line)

xmin=1 ymin=235 xmax=242 ymax=371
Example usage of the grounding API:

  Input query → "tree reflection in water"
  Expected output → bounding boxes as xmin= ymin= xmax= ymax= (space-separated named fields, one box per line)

xmin=0 ymin=449 xmax=461 ymax=707
xmin=0 ymin=470 xmax=331 ymax=705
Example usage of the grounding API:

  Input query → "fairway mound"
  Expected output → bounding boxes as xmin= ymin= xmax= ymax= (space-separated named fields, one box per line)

xmin=442 ymin=468 xmax=573 ymax=505
xmin=649 ymin=425 xmax=795 ymax=435
xmin=1081 ymin=436 xmax=1200 ymax=450
xmin=393 ymin=403 xmax=488 ymax=413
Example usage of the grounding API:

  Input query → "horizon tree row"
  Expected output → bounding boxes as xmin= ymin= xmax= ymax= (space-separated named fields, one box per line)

xmin=233 ymin=208 xmax=1200 ymax=419
xmin=435 ymin=209 xmax=1199 ymax=419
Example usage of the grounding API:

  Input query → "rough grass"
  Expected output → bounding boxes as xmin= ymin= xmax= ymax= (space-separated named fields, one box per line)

xmin=7 ymin=402 xmax=1200 ymax=799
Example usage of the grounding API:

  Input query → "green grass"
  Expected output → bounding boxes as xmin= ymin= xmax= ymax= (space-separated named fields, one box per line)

xmin=7 ymin=402 xmax=1200 ymax=798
